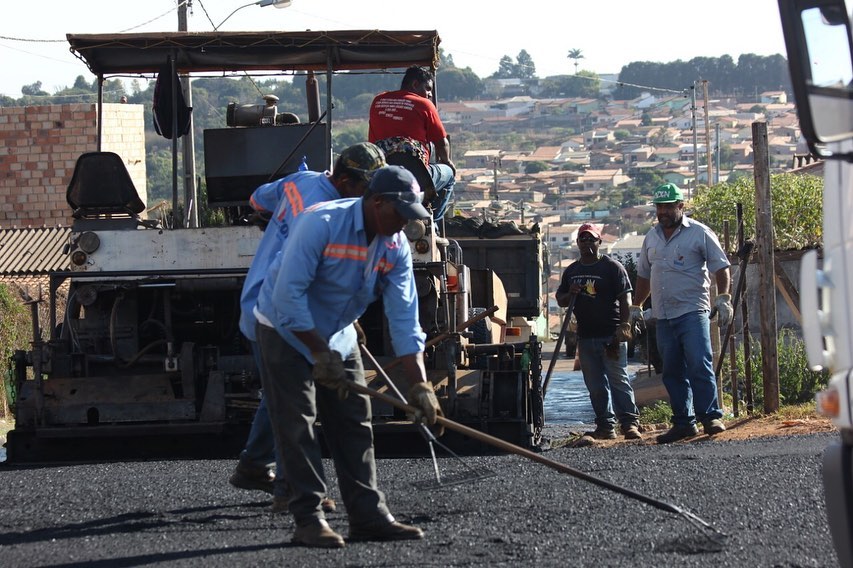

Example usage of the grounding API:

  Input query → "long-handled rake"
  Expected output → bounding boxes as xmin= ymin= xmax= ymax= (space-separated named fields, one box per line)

xmin=542 ymin=291 xmax=577 ymax=398
xmin=359 ymin=344 xmax=497 ymax=489
xmin=347 ymin=373 xmax=727 ymax=545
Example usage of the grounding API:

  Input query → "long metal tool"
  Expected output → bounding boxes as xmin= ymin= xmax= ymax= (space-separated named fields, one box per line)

xmin=347 ymin=378 xmax=726 ymax=543
xmin=714 ymin=240 xmax=754 ymax=378
xmin=380 ymin=305 xmax=498 ymax=374
xmin=542 ymin=292 xmax=577 ymax=398
xmin=359 ymin=344 xmax=496 ymax=488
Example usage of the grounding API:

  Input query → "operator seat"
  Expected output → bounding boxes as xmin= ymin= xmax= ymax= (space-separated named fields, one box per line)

xmin=66 ymin=151 xmax=147 ymax=230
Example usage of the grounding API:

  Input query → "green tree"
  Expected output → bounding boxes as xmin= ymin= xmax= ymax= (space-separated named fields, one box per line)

xmin=691 ymin=173 xmax=823 ymax=251
xmin=437 ymin=67 xmax=483 ymax=101
xmin=21 ymin=81 xmax=47 ymax=96
xmin=540 ymin=71 xmax=601 ymax=98
xmin=493 ymin=55 xmax=516 ymax=79
xmin=525 ymin=160 xmax=550 ymax=174
xmin=333 ymin=123 xmax=369 ymax=154
xmin=567 ymin=48 xmax=584 ymax=75
xmin=632 ymin=170 xmax=667 ymax=194
xmin=516 ymin=50 xmax=536 ymax=79
xmin=0 ymin=283 xmax=31 ymax=414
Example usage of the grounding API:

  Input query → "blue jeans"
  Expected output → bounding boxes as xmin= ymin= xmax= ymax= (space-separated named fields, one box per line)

xmin=655 ymin=310 xmax=723 ymax=426
xmin=577 ymin=337 xmax=638 ymax=429
xmin=256 ymin=323 xmax=391 ymax=526
xmin=240 ymin=341 xmax=287 ymax=496
xmin=429 ymin=163 xmax=455 ymax=221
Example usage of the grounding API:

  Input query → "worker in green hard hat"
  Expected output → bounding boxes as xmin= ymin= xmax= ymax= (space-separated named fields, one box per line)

xmin=630 ymin=183 xmax=733 ymax=443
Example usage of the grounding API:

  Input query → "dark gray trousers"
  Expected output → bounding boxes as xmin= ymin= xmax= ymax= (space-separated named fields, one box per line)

xmin=255 ymin=323 xmax=391 ymax=527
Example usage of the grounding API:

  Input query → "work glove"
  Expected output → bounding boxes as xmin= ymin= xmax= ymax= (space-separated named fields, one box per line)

xmin=312 ymin=350 xmax=349 ymax=399
xmin=407 ymin=382 xmax=444 ymax=437
xmin=629 ymin=305 xmax=645 ymax=335
xmin=605 ymin=341 xmax=620 ymax=361
xmin=614 ymin=322 xmax=632 ymax=343
xmin=714 ymin=293 xmax=734 ymax=329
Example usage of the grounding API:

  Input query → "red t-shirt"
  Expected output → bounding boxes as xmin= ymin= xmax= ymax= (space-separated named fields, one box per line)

xmin=368 ymin=90 xmax=447 ymax=161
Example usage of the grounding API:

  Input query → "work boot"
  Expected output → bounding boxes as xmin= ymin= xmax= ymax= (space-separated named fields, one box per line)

xmin=348 ymin=520 xmax=424 ymax=542
xmin=292 ymin=520 xmax=345 ymax=548
xmin=229 ymin=462 xmax=274 ymax=494
xmin=272 ymin=495 xmax=336 ymax=514
xmin=584 ymin=426 xmax=617 ymax=440
xmin=621 ymin=423 xmax=642 ymax=440
xmin=656 ymin=424 xmax=700 ymax=444
xmin=703 ymin=418 xmax=726 ymax=435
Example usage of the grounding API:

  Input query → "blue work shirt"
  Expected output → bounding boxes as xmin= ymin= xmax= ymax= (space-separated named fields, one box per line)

xmin=239 ymin=171 xmax=338 ymax=341
xmin=637 ymin=215 xmax=730 ymax=320
xmin=255 ymin=198 xmax=425 ymax=363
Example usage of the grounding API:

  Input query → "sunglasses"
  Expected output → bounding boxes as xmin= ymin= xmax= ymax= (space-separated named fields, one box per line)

xmin=578 ymin=235 xmax=599 ymax=243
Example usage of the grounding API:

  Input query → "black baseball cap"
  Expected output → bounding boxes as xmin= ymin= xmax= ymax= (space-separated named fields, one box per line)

xmin=366 ymin=166 xmax=430 ymax=220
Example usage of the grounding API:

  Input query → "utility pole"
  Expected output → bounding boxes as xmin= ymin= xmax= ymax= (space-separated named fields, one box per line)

xmin=492 ymin=156 xmax=500 ymax=201
xmin=715 ymin=122 xmax=721 ymax=184
xmin=178 ymin=1 xmax=199 ymax=228
xmin=752 ymin=121 xmax=780 ymax=413
xmin=691 ymin=82 xmax=699 ymax=199
xmin=703 ymin=80 xmax=713 ymax=187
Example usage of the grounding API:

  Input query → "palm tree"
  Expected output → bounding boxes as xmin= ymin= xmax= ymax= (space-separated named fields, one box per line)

xmin=567 ymin=48 xmax=584 ymax=75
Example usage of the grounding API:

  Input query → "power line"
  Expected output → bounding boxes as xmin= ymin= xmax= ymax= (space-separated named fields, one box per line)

xmin=118 ymin=0 xmax=187 ymax=33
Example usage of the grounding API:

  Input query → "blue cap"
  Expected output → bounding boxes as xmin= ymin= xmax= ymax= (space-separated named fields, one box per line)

xmin=367 ymin=166 xmax=430 ymax=220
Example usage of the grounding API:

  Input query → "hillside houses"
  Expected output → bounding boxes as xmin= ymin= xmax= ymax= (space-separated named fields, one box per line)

xmin=444 ymin=89 xmax=806 ymax=296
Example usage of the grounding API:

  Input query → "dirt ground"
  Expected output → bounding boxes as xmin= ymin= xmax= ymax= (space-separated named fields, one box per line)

xmin=557 ymin=413 xmax=837 ymax=448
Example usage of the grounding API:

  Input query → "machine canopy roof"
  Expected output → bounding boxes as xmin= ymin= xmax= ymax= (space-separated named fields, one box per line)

xmin=66 ymin=29 xmax=441 ymax=77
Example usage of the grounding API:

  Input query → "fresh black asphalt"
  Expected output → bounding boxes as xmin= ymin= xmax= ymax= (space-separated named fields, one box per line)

xmin=0 ymin=428 xmax=839 ymax=567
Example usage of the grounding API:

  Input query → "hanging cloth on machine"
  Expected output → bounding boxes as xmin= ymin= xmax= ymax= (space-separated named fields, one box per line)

xmin=152 ymin=58 xmax=192 ymax=139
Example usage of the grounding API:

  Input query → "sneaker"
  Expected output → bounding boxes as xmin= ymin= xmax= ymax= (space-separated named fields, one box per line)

xmin=272 ymin=495 xmax=337 ymax=514
xmin=348 ymin=520 xmax=424 ymax=542
xmin=229 ymin=462 xmax=274 ymax=494
xmin=703 ymin=418 xmax=726 ymax=435
xmin=292 ymin=520 xmax=345 ymax=548
xmin=622 ymin=424 xmax=642 ymax=440
xmin=656 ymin=424 xmax=700 ymax=444
xmin=584 ymin=426 xmax=617 ymax=440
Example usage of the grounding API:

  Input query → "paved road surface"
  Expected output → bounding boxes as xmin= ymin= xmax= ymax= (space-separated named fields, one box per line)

xmin=0 ymin=429 xmax=838 ymax=567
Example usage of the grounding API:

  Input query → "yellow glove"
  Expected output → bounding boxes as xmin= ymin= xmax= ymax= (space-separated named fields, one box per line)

xmin=614 ymin=322 xmax=632 ymax=343
xmin=312 ymin=350 xmax=349 ymax=399
xmin=407 ymin=382 xmax=444 ymax=437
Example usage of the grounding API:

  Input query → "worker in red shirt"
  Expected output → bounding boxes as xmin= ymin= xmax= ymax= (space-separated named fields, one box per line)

xmin=369 ymin=66 xmax=456 ymax=220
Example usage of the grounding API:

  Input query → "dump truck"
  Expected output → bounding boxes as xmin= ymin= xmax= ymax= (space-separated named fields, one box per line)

xmin=6 ymin=29 xmax=546 ymax=461
xmin=779 ymin=0 xmax=853 ymax=565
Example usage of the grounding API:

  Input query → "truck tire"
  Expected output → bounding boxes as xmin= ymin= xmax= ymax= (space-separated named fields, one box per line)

xmin=468 ymin=307 xmax=492 ymax=344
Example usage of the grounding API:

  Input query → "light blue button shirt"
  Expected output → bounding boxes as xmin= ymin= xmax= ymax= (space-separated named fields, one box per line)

xmin=637 ymin=215 xmax=730 ymax=320
xmin=239 ymin=171 xmax=338 ymax=341
xmin=256 ymin=198 xmax=425 ymax=362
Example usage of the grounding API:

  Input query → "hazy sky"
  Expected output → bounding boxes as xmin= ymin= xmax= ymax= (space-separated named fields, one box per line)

xmin=0 ymin=0 xmax=790 ymax=97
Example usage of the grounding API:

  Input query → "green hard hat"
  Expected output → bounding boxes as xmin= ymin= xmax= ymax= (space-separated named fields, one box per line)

xmin=652 ymin=183 xmax=684 ymax=203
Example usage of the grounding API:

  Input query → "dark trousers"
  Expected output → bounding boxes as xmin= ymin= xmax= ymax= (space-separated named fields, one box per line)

xmin=255 ymin=323 xmax=391 ymax=527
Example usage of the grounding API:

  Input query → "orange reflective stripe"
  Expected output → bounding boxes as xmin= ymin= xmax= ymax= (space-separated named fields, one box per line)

xmin=323 ymin=244 xmax=368 ymax=261
xmin=374 ymin=258 xmax=394 ymax=273
xmin=249 ymin=194 xmax=269 ymax=213
xmin=277 ymin=181 xmax=304 ymax=221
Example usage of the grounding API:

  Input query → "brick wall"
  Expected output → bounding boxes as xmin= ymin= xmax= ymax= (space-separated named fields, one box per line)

xmin=0 ymin=103 xmax=147 ymax=228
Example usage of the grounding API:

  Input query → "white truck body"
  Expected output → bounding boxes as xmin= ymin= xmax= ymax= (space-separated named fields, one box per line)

xmin=779 ymin=1 xmax=853 ymax=565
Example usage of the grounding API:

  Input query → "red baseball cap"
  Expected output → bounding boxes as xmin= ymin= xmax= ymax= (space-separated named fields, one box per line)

xmin=577 ymin=223 xmax=601 ymax=240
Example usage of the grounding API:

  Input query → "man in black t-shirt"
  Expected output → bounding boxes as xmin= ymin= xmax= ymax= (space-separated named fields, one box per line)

xmin=556 ymin=224 xmax=641 ymax=440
